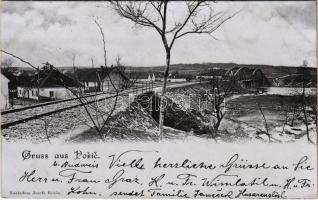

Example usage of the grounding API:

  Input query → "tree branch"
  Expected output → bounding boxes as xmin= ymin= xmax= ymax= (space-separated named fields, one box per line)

xmin=0 ymin=49 xmax=38 ymax=70
xmin=93 ymin=19 xmax=107 ymax=67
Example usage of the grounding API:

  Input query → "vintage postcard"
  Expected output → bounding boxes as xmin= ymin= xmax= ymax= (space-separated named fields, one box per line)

xmin=1 ymin=1 xmax=317 ymax=199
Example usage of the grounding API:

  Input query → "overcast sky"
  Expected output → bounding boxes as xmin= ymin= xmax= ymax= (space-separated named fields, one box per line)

xmin=1 ymin=1 xmax=316 ymax=68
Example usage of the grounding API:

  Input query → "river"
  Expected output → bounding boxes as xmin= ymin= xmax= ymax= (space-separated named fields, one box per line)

xmin=264 ymin=87 xmax=316 ymax=96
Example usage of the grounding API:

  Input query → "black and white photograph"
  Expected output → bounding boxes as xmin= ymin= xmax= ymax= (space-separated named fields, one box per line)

xmin=1 ymin=1 xmax=317 ymax=199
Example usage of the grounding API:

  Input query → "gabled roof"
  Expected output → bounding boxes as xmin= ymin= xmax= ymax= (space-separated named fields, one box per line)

xmin=74 ymin=67 xmax=128 ymax=82
xmin=16 ymin=75 xmax=34 ymax=87
xmin=74 ymin=68 xmax=104 ymax=82
xmin=30 ymin=64 xmax=82 ymax=88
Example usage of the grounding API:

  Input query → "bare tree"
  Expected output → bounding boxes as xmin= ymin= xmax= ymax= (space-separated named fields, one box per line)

xmin=90 ymin=57 xmax=95 ymax=68
xmin=205 ymin=73 xmax=238 ymax=137
xmin=113 ymin=55 xmax=138 ymax=89
xmin=290 ymin=101 xmax=299 ymax=127
xmin=115 ymin=55 xmax=125 ymax=73
xmin=256 ymin=102 xmax=271 ymax=143
xmin=40 ymin=62 xmax=123 ymax=141
xmin=93 ymin=18 xmax=107 ymax=67
xmin=71 ymin=52 xmax=77 ymax=67
xmin=110 ymin=1 xmax=239 ymax=138
xmin=1 ymin=50 xmax=37 ymax=70
xmin=40 ymin=118 xmax=52 ymax=143
xmin=281 ymin=104 xmax=289 ymax=136
xmin=0 ymin=50 xmax=121 ymax=141
xmin=1 ymin=57 xmax=14 ymax=71
xmin=1 ymin=16 xmax=140 ymax=142
xmin=297 ymin=65 xmax=315 ymax=144
xmin=69 ymin=83 xmax=120 ymax=141
xmin=308 ymin=92 xmax=317 ymax=127
xmin=1 ymin=49 xmax=41 ymax=104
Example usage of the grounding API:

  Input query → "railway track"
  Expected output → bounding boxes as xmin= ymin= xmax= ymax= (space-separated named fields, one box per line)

xmin=1 ymin=81 xmax=195 ymax=129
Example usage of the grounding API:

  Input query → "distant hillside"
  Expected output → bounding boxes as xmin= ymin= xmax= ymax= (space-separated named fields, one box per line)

xmin=3 ymin=62 xmax=317 ymax=81
xmin=126 ymin=62 xmax=317 ymax=78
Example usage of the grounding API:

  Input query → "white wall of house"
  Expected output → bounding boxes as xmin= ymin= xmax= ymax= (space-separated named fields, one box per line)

xmin=29 ymin=88 xmax=39 ymax=100
xmin=81 ymin=81 xmax=100 ymax=92
xmin=17 ymin=87 xmax=32 ymax=99
xmin=167 ymin=78 xmax=187 ymax=82
xmin=17 ymin=86 xmax=74 ymax=100
xmin=84 ymin=81 xmax=98 ymax=87
xmin=39 ymin=87 xmax=73 ymax=99
xmin=1 ymin=74 xmax=10 ymax=110
xmin=17 ymin=87 xmax=27 ymax=98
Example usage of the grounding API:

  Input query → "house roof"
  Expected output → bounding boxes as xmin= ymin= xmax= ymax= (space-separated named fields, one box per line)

xmin=73 ymin=67 xmax=128 ymax=82
xmin=14 ymin=75 xmax=34 ymax=87
xmin=30 ymin=64 xmax=82 ymax=88
xmin=75 ymin=68 xmax=105 ymax=82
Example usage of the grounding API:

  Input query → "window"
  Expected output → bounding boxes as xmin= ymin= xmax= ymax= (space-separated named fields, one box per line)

xmin=32 ymin=91 xmax=34 ymax=96
xmin=49 ymin=91 xmax=54 ymax=97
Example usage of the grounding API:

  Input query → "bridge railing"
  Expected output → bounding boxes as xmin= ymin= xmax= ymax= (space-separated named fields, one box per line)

xmin=130 ymin=81 xmax=155 ymax=95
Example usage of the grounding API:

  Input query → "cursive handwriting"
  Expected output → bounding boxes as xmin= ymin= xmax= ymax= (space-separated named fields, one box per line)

xmin=104 ymin=169 xmax=141 ymax=189
xmin=154 ymin=157 xmax=217 ymax=170
xmin=15 ymin=150 xmax=314 ymax=199
xmin=58 ymin=169 xmax=100 ymax=184
xmin=19 ymin=170 xmax=48 ymax=183
xmin=293 ymin=156 xmax=314 ymax=171
xmin=108 ymin=150 xmax=157 ymax=170
xmin=220 ymin=154 xmax=290 ymax=173
xmin=201 ymin=173 xmax=280 ymax=188
xmin=235 ymin=188 xmax=286 ymax=198
xmin=66 ymin=186 xmax=97 ymax=196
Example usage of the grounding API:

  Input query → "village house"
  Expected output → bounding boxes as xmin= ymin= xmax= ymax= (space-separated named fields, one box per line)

xmin=167 ymin=77 xmax=187 ymax=82
xmin=1 ymin=73 xmax=10 ymax=110
xmin=163 ymin=72 xmax=187 ymax=82
xmin=17 ymin=64 xmax=81 ymax=101
xmin=74 ymin=66 xmax=128 ymax=93
xmin=136 ymin=74 xmax=156 ymax=82
xmin=1 ymin=69 xmax=36 ymax=106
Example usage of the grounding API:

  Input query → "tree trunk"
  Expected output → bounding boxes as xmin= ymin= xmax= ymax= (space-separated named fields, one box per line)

xmin=214 ymin=106 xmax=223 ymax=130
xmin=158 ymin=51 xmax=171 ymax=138
xmin=302 ymin=104 xmax=312 ymax=143
xmin=302 ymin=85 xmax=313 ymax=144
xmin=291 ymin=104 xmax=297 ymax=127
xmin=257 ymin=103 xmax=271 ymax=143
xmin=281 ymin=108 xmax=288 ymax=135
xmin=37 ymin=67 xmax=40 ymax=103
xmin=214 ymin=117 xmax=222 ymax=130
